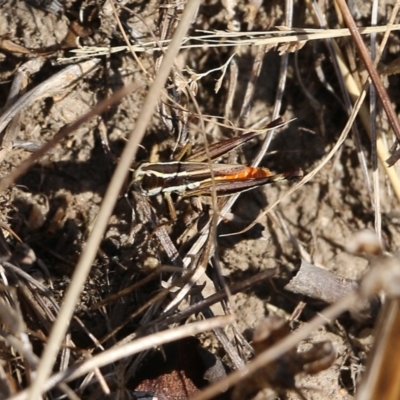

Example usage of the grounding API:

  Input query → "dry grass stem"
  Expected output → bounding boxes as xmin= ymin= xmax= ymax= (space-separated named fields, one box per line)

xmin=2 ymin=1 xmax=400 ymax=399
xmin=26 ymin=1 xmax=201 ymax=399
xmin=62 ymin=25 xmax=400 ymax=61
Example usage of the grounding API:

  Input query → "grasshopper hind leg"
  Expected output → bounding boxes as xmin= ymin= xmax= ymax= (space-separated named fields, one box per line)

xmin=164 ymin=192 xmax=177 ymax=221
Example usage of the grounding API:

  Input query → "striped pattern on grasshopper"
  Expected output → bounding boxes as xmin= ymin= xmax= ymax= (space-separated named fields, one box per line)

xmin=132 ymin=118 xmax=303 ymax=198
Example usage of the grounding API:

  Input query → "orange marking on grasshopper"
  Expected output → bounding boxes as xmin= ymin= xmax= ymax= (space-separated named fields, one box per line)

xmin=216 ymin=166 xmax=273 ymax=181
xmin=132 ymin=118 xmax=303 ymax=198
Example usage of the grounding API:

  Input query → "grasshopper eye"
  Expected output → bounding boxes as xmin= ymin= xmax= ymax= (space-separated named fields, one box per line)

xmin=140 ymin=173 xmax=163 ymax=196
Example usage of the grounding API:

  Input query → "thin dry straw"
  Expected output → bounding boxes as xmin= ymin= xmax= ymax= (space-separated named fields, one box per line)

xmin=190 ymin=293 xmax=359 ymax=400
xmin=62 ymin=25 xmax=400 ymax=61
xmin=9 ymin=316 xmax=232 ymax=400
xmin=25 ymin=1 xmax=201 ymax=399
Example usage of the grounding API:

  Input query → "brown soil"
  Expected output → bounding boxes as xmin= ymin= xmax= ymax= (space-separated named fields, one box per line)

xmin=0 ymin=0 xmax=399 ymax=399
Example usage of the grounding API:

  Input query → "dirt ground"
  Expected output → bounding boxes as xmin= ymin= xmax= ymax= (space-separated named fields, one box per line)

xmin=1 ymin=0 xmax=400 ymax=399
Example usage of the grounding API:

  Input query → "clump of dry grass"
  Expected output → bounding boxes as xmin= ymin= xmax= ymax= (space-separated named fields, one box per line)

xmin=1 ymin=0 xmax=400 ymax=399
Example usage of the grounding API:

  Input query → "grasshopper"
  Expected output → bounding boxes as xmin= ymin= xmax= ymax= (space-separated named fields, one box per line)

xmin=132 ymin=118 xmax=303 ymax=203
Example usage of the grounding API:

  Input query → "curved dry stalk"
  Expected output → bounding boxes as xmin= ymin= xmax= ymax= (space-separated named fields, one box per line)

xmin=335 ymin=0 xmax=400 ymax=144
xmin=308 ymin=0 xmax=372 ymax=198
xmin=26 ymin=1 xmax=201 ymax=399
xmin=162 ymin=0 xmax=294 ymax=315
xmin=225 ymin=66 xmax=367 ymax=237
xmin=251 ymin=0 xmax=293 ymax=167
xmin=9 ymin=316 xmax=232 ymax=400
xmin=109 ymin=0 xmax=149 ymax=76
xmin=0 ymin=82 xmax=137 ymax=194
xmin=225 ymin=2 xmax=400 ymax=238
xmin=190 ymin=293 xmax=359 ymax=400
xmin=304 ymin=0 xmax=400 ymax=244
xmin=0 ymin=58 xmax=46 ymax=163
xmin=0 ymin=59 xmax=100 ymax=135
xmin=329 ymin=6 xmax=400 ymax=202
xmin=193 ymin=247 xmax=400 ymax=400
